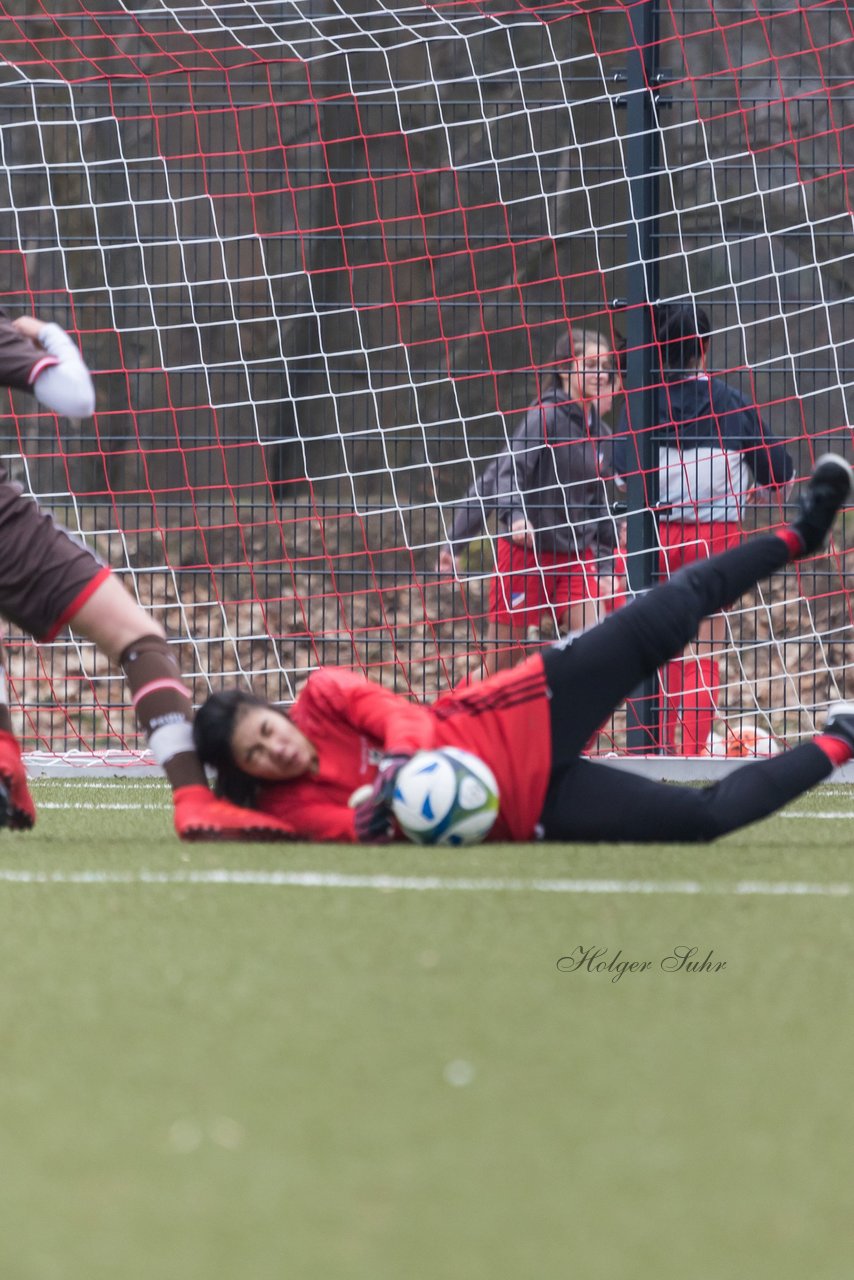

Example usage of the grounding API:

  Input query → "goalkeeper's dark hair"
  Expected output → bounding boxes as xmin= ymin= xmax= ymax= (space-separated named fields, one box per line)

xmin=193 ymin=687 xmax=271 ymax=807
xmin=655 ymin=301 xmax=711 ymax=379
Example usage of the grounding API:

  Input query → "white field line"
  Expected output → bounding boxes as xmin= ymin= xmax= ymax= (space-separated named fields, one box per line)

xmin=0 ymin=869 xmax=852 ymax=897
xmin=782 ymin=812 xmax=854 ymax=819
xmin=32 ymin=780 xmax=854 ymax=794
xmin=31 ymin=802 xmax=854 ymax=819
xmin=30 ymin=773 xmax=166 ymax=783
xmin=38 ymin=802 xmax=169 ymax=810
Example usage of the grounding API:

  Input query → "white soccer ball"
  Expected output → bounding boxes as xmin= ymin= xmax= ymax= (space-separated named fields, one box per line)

xmin=391 ymin=747 xmax=500 ymax=846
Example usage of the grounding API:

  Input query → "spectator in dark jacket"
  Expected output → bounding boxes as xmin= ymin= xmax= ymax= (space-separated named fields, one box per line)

xmin=612 ymin=302 xmax=795 ymax=754
xmin=439 ymin=327 xmax=621 ymax=673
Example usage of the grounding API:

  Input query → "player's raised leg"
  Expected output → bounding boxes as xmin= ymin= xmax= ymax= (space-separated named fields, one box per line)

xmin=542 ymin=699 xmax=854 ymax=843
xmin=0 ymin=311 xmax=292 ymax=841
xmin=69 ymin=576 xmax=293 ymax=841
xmin=544 ymin=454 xmax=853 ymax=763
xmin=0 ymin=488 xmax=292 ymax=839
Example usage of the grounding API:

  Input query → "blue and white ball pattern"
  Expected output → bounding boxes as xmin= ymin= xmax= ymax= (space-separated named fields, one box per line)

xmin=391 ymin=747 xmax=500 ymax=846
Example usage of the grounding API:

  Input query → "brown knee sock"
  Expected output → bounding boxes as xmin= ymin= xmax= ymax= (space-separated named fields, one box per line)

xmin=119 ymin=634 xmax=207 ymax=791
xmin=0 ymin=640 xmax=14 ymax=735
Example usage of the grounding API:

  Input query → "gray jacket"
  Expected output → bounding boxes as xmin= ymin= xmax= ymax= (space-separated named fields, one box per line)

xmin=448 ymin=387 xmax=617 ymax=560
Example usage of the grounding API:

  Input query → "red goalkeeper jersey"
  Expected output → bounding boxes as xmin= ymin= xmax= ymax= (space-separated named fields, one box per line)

xmin=257 ymin=655 xmax=552 ymax=842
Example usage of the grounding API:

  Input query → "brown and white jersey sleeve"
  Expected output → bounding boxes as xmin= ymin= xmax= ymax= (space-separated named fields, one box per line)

xmin=0 ymin=310 xmax=58 ymax=390
xmin=0 ymin=312 xmax=95 ymax=417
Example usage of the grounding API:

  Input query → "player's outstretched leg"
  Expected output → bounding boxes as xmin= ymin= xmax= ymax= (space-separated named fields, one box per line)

xmin=542 ymin=701 xmax=854 ymax=843
xmin=118 ymin=632 xmax=294 ymax=841
xmin=664 ymin=452 xmax=854 ymax=620
xmin=69 ymin=579 xmax=296 ymax=843
xmin=543 ymin=454 xmax=853 ymax=762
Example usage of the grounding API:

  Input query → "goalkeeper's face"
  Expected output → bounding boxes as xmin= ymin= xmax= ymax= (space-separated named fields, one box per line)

xmin=230 ymin=705 xmax=318 ymax=782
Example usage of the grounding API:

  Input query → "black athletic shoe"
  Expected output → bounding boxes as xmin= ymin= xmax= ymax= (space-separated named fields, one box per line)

xmin=822 ymin=701 xmax=854 ymax=752
xmin=789 ymin=454 xmax=853 ymax=555
xmin=0 ymin=776 xmax=10 ymax=830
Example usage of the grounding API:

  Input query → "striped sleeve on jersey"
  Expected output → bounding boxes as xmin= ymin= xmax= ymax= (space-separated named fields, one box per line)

xmin=433 ymin=670 xmax=546 ymax=721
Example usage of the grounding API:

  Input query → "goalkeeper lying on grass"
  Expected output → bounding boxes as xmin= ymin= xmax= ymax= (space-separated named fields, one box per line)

xmin=193 ymin=455 xmax=854 ymax=845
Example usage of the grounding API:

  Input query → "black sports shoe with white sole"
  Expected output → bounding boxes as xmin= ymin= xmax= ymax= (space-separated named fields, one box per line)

xmin=789 ymin=454 xmax=853 ymax=556
xmin=0 ymin=776 xmax=10 ymax=830
xmin=822 ymin=701 xmax=854 ymax=753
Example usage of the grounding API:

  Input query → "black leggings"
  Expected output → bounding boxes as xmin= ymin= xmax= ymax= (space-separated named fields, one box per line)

xmin=539 ymin=534 xmax=834 ymax=843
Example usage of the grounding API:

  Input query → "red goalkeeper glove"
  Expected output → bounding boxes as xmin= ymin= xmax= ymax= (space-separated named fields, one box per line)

xmin=352 ymin=753 xmax=411 ymax=843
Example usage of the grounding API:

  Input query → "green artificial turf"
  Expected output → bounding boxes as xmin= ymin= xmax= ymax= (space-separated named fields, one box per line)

xmin=1 ymin=778 xmax=854 ymax=1280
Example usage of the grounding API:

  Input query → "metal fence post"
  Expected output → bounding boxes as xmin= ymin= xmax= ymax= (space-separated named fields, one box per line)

xmin=624 ymin=0 xmax=662 ymax=753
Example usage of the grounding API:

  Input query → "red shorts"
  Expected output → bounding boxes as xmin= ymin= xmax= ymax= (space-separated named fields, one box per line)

xmin=659 ymin=521 xmax=741 ymax=577
xmin=488 ymin=538 xmax=598 ymax=630
xmin=0 ymin=470 xmax=110 ymax=640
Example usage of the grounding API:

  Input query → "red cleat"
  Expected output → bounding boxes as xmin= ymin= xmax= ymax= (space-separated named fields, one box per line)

xmin=0 ymin=730 xmax=36 ymax=831
xmin=173 ymin=785 xmax=295 ymax=842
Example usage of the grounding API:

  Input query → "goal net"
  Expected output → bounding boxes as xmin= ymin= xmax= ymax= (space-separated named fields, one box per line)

xmin=0 ymin=0 xmax=852 ymax=767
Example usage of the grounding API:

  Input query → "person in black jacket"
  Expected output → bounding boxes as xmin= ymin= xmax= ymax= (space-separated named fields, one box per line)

xmin=439 ymin=327 xmax=622 ymax=673
xmin=612 ymin=302 xmax=795 ymax=754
